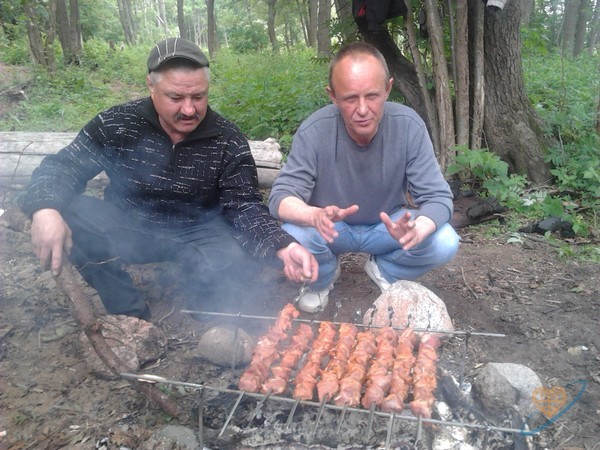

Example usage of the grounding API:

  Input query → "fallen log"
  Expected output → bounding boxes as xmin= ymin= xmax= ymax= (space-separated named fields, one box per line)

xmin=0 ymin=131 xmax=282 ymax=189
xmin=0 ymin=206 xmax=184 ymax=419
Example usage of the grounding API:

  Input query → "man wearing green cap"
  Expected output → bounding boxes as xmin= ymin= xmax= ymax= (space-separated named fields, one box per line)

xmin=19 ymin=37 xmax=318 ymax=320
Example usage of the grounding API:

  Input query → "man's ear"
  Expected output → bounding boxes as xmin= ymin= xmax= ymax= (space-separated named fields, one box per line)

xmin=146 ymin=75 xmax=154 ymax=94
xmin=385 ymin=77 xmax=394 ymax=97
xmin=326 ymin=85 xmax=337 ymax=104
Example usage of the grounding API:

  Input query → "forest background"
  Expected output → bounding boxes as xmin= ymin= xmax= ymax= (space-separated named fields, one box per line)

xmin=0 ymin=0 xmax=599 ymax=259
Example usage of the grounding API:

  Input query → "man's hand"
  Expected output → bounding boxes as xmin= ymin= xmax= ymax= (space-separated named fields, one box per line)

xmin=380 ymin=211 xmax=436 ymax=251
xmin=31 ymin=208 xmax=73 ymax=276
xmin=311 ymin=204 xmax=359 ymax=243
xmin=276 ymin=242 xmax=319 ymax=283
xmin=277 ymin=196 xmax=359 ymax=244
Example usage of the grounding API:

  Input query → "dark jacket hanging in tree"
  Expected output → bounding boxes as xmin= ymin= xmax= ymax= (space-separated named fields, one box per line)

xmin=352 ymin=0 xmax=408 ymax=31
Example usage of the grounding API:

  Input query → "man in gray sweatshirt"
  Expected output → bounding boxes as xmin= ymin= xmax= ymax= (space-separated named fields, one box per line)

xmin=268 ymin=42 xmax=459 ymax=313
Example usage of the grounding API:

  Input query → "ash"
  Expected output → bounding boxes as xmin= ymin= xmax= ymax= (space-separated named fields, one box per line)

xmin=201 ymin=393 xmax=419 ymax=449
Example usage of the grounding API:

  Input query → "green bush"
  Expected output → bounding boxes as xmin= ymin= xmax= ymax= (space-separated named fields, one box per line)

xmin=447 ymin=146 xmax=596 ymax=238
xmin=227 ymin=23 xmax=270 ymax=53
xmin=446 ymin=146 xmax=529 ymax=210
xmin=209 ymin=49 xmax=330 ymax=152
xmin=524 ymin=51 xmax=600 ymax=217
xmin=0 ymin=37 xmax=30 ymax=65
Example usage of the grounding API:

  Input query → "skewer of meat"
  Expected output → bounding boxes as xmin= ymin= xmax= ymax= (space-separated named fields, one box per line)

xmin=238 ymin=303 xmax=300 ymax=392
xmin=333 ymin=330 xmax=377 ymax=407
xmin=292 ymin=321 xmax=337 ymax=400
xmin=380 ymin=327 xmax=418 ymax=413
xmin=409 ymin=333 xmax=441 ymax=419
xmin=316 ymin=323 xmax=359 ymax=402
xmin=361 ymin=327 xmax=398 ymax=409
xmin=261 ymin=323 xmax=314 ymax=394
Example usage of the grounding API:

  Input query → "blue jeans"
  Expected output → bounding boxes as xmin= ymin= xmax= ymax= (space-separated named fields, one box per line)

xmin=282 ymin=209 xmax=460 ymax=291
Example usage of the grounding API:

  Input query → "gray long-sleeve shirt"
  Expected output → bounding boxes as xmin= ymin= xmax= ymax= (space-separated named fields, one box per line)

xmin=20 ymin=98 xmax=295 ymax=259
xmin=268 ymin=102 xmax=453 ymax=229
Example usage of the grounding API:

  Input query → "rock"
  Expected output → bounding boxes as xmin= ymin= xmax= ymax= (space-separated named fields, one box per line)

xmin=363 ymin=280 xmax=454 ymax=335
xmin=473 ymin=362 xmax=543 ymax=420
xmin=196 ymin=325 xmax=256 ymax=366
xmin=79 ymin=315 xmax=167 ymax=377
xmin=519 ymin=216 xmax=575 ymax=238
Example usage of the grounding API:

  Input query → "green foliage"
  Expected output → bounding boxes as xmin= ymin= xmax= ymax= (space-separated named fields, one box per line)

xmin=209 ymin=49 xmax=330 ymax=148
xmin=0 ymin=33 xmax=30 ymax=65
xmin=227 ymin=23 xmax=270 ymax=53
xmin=0 ymin=46 xmax=330 ymax=150
xmin=78 ymin=0 xmax=124 ymax=43
xmin=446 ymin=146 xmax=596 ymax=239
xmin=523 ymin=51 xmax=600 ymax=215
xmin=446 ymin=146 xmax=529 ymax=209
xmin=0 ymin=40 xmax=147 ymax=132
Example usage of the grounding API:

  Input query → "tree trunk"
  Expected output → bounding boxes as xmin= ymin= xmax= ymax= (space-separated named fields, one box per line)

xmin=333 ymin=0 xmax=355 ymax=41
xmin=482 ymin=0 xmax=552 ymax=184
xmin=453 ymin=0 xmax=470 ymax=147
xmin=357 ymin=24 xmax=428 ymax=130
xmin=423 ymin=0 xmax=455 ymax=170
xmin=588 ymin=0 xmax=600 ymax=54
xmin=156 ymin=0 xmax=169 ymax=36
xmin=24 ymin=0 xmax=56 ymax=70
xmin=562 ymin=0 xmax=581 ymax=57
xmin=267 ymin=0 xmax=280 ymax=53
xmin=55 ymin=0 xmax=82 ymax=65
xmin=404 ymin=0 xmax=439 ymax=153
xmin=308 ymin=0 xmax=318 ymax=47
xmin=177 ymin=0 xmax=191 ymax=40
xmin=573 ymin=0 xmax=590 ymax=57
xmin=193 ymin=4 xmax=206 ymax=48
xmin=316 ymin=0 xmax=331 ymax=57
xmin=296 ymin=0 xmax=310 ymax=47
xmin=521 ymin=0 xmax=534 ymax=25
xmin=469 ymin=0 xmax=485 ymax=150
xmin=205 ymin=0 xmax=219 ymax=57
xmin=117 ymin=0 xmax=136 ymax=45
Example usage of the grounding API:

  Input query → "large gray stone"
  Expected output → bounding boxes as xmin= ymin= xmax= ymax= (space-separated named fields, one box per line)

xmin=474 ymin=362 xmax=543 ymax=420
xmin=196 ymin=325 xmax=256 ymax=366
xmin=79 ymin=315 xmax=167 ymax=377
xmin=363 ymin=280 xmax=454 ymax=334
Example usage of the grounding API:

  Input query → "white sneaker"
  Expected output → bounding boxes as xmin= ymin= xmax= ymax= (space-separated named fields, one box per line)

xmin=364 ymin=255 xmax=392 ymax=292
xmin=297 ymin=260 xmax=341 ymax=313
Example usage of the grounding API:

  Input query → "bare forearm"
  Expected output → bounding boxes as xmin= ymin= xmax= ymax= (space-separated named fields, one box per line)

xmin=277 ymin=196 xmax=319 ymax=227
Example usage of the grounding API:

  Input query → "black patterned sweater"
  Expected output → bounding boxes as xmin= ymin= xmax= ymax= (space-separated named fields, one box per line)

xmin=19 ymin=98 xmax=296 ymax=259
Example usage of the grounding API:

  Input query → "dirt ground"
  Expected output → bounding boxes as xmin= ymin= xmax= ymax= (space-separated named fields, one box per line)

xmin=0 ymin=185 xmax=598 ymax=450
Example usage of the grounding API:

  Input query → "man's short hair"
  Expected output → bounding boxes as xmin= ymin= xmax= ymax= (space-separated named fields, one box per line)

xmin=328 ymin=42 xmax=390 ymax=89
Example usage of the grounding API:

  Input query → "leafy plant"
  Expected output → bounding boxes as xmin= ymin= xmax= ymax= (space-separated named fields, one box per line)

xmin=446 ymin=146 xmax=528 ymax=209
xmin=446 ymin=146 xmax=596 ymax=240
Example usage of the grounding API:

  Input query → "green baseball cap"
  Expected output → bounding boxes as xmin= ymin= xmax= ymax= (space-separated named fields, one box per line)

xmin=147 ymin=37 xmax=209 ymax=73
